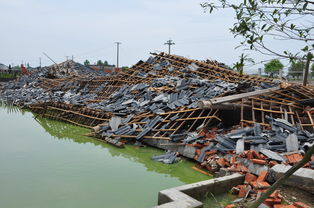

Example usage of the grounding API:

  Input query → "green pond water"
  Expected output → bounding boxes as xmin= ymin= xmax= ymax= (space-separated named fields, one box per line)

xmin=0 ymin=106 xmax=216 ymax=208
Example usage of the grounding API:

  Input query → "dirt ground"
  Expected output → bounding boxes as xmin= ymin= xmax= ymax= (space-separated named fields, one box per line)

xmin=278 ymin=185 xmax=314 ymax=207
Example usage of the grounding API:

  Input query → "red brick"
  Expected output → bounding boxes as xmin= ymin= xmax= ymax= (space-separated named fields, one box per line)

xmin=257 ymin=171 xmax=268 ymax=182
xmin=269 ymin=160 xmax=278 ymax=167
xmin=247 ymin=150 xmax=254 ymax=160
xmin=274 ymin=205 xmax=297 ymax=208
xmin=269 ymin=190 xmax=280 ymax=199
xmin=251 ymin=181 xmax=270 ymax=189
xmin=252 ymin=150 xmax=263 ymax=159
xmin=224 ymin=204 xmax=236 ymax=208
xmin=205 ymin=150 xmax=217 ymax=156
xmin=251 ymin=159 xmax=267 ymax=165
xmin=238 ymin=185 xmax=250 ymax=197
xmin=238 ymin=163 xmax=249 ymax=173
xmin=285 ymin=153 xmax=303 ymax=164
xmin=245 ymin=173 xmax=257 ymax=183
xmin=264 ymin=198 xmax=282 ymax=207
xmin=293 ymin=202 xmax=311 ymax=208
xmin=230 ymin=156 xmax=236 ymax=165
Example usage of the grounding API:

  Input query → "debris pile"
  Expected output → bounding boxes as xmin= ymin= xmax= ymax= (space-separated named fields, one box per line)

xmin=0 ymin=62 xmax=106 ymax=106
xmin=48 ymin=60 xmax=107 ymax=78
xmin=195 ymin=119 xmax=314 ymax=167
xmin=151 ymin=151 xmax=180 ymax=164
xmin=1 ymin=52 xmax=314 ymax=205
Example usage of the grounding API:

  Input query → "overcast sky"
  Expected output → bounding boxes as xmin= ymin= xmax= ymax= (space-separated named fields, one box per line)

xmin=0 ymin=0 xmax=304 ymax=73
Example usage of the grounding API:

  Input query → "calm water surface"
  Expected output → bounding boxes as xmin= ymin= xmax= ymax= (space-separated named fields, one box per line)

xmin=0 ymin=106 xmax=210 ymax=208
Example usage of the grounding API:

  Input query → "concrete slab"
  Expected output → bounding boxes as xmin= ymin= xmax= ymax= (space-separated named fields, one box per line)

xmin=268 ymin=164 xmax=314 ymax=193
xmin=155 ymin=173 xmax=244 ymax=208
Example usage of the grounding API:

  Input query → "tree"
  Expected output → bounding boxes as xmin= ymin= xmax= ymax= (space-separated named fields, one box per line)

xmin=84 ymin=60 xmax=90 ymax=66
xmin=233 ymin=53 xmax=254 ymax=75
xmin=201 ymin=0 xmax=314 ymax=63
xmin=311 ymin=63 xmax=314 ymax=78
xmin=97 ymin=60 xmax=103 ymax=66
xmin=288 ymin=61 xmax=305 ymax=79
xmin=264 ymin=59 xmax=283 ymax=76
xmin=103 ymin=61 xmax=109 ymax=66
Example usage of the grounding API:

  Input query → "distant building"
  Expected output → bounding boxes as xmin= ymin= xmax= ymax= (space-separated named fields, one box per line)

xmin=88 ymin=65 xmax=120 ymax=73
xmin=0 ymin=63 xmax=9 ymax=70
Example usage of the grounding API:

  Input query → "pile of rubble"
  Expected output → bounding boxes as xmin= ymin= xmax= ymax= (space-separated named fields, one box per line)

xmin=0 ymin=52 xmax=314 ymax=206
xmin=0 ymin=61 xmax=106 ymax=105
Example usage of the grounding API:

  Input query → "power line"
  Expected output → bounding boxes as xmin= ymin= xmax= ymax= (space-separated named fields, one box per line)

xmin=115 ymin=42 xmax=122 ymax=68
xmin=164 ymin=39 xmax=175 ymax=54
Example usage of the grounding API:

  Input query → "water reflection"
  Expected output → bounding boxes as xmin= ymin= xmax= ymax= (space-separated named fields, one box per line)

xmin=0 ymin=101 xmax=24 ymax=114
xmin=34 ymin=115 xmax=210 ymax=184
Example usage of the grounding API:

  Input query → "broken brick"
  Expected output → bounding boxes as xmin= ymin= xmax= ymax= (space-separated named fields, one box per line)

xmin=251 ymin=181 xmax=270 ymax=189
xmin=205 ymin=150 xmax=217 ymax=156
xmin=257 ymin=170 xmax=268 ymax=182
xmin=238 ymin=185 xmax=250 ymax=197
xmin=247 ymin=150 xmax=254 ymax=160
xmin=269 ymin=160 xmax=278 ymax=167
xmin=274 ymin=205 xmax=296 ymax=208
xmin=224 ymin=204 xmax=236 ymax=208
xmin=269 ymin=190 xmax=282 ymax=199
xmin=251 ymin=159 xmax=267 ymax=165
xmin=238 ymin=163 xmax=249 ymax=173
xmin=264 ymin=198 xmax=282 ymax=207
xmin=245 ymin=173 xmax=257 ymax=183
xmin=285 ymin=153 xmax=303 ymax=164
xmin=252 ymin=150 xmax=263 ymax=159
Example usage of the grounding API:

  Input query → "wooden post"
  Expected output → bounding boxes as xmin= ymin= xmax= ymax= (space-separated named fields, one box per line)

xmin=303 ymin=52 xmax=313 ymax=86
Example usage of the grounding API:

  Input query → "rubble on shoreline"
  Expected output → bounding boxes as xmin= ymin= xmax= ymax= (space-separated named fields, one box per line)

xmin=1 ymin=52 xmax=313 ymax=207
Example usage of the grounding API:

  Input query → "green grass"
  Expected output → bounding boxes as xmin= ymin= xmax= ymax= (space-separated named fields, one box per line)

xmin=0 ymin=73 xmax=17 ymax=79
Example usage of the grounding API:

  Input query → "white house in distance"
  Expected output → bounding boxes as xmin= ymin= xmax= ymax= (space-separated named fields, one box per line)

xmin=0 ymin=63 xmax=9 ymax=70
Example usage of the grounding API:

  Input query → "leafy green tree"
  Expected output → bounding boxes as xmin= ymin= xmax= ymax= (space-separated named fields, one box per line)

xmin=84 ymin=60 xmax=90 ymax=66
xmin=233 ymin=53 xmax=254 ymax=75
xmin=103 ymin=61 xmax=109 ymax=66
xmin=97 ymin=60 xmax=103 ymax=66
xmin=201 ymin=0 xmax=314 ymax=62
xmin=264 ymin=59 xmax=283 ymax=76
xmin=121 ymin=66 xmax=129 ymax=72
xmin=288 ymin=61 xmax=305 ymax=79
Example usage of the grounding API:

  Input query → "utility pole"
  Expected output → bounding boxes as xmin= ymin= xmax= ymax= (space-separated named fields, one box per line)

xmin=115 ymin=42 xmax=121 ymax=68
xmin=71 ymin=55 xmax=74 ymax=61
xmin=164 ymin=39 xmax=175 ymax=54
xmin=39 ymin=57 xmax=41 ymax=67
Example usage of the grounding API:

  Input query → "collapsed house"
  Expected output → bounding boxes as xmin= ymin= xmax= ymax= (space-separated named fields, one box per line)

xmin=1 ymin=52 xmax=313 ymax=207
